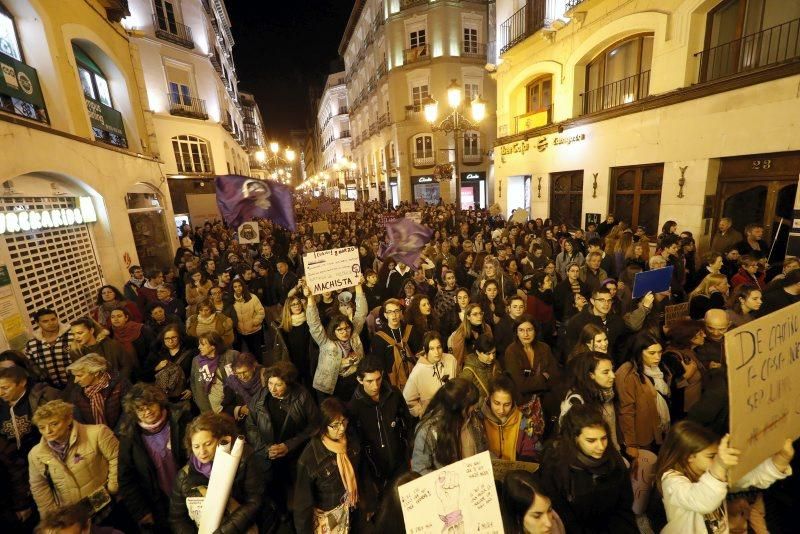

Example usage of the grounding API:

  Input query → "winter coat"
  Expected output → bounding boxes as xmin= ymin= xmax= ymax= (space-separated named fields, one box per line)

xmin=117 ymin=403 xmax=191 ymax=522
xmin=555 ymin=251 xmax=585 ymax=280
xmin=186 ymin=312 xmax=235 ymax=348
xmin=448 ymin=323 xmax=493 ymax=369
xmin=28 ymin=421 xmax=119 ymax=513
xmin=458 ymin=352 xmax=503 ymax=404
xmin=615 ymin=361 xmax=672 ymax=449
xmin=402 ymin=354 xmax=458 ymax=417
xmin=232 ymin=294 xmax=265 ymax=335
xmin=502 ymin=341 xmax=559 ymax=405
xmin=71 ymin=331 xmax=135 ymax=383
xmin=189 ymin=349 xmax=238 ymax=413
xmin=307 ymin=290 xmax=367 ymax=395
xmin=411 ymin=412 xmax=488 ymax=475
xmin=244 ymin=384 xmax=320 ymax=459
xmin=63 ymin=373 xmax=130 ymax=430
xmin=169 ymin=445 xmax=266 ymax=534
xmin=731 ymin=267 xmax=765 ymax=290
xmin=480 ymin=402 xmax=523 ymax=461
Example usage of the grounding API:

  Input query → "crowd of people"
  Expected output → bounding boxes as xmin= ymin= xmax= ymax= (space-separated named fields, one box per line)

xmin=2 ymin=199 xmax=798 ymax=533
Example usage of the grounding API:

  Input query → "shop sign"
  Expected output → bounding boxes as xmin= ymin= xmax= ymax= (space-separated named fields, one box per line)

xmin=536 ymin=133 xmax=587 ymax=152
xmin=500 ymin=141 xmax=530 ymax=156
xmin=0 ymin=51 xmax=46 ymax=109
xmin=0 ymin=196 xmax=98 ymax=235
xmin=461 ymin=172 xmax=486 ymax=181
xmin=85 ymin=98 xmax=126 ymax=137
xmin=413 ymin=175 xmax=435 ymax=184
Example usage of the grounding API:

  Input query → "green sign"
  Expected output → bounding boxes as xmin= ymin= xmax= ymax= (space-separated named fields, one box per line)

xmin=0 ymin=51 xmax=45 ymax=109
xmin=85 ymin=98 xmax=125 ymax=137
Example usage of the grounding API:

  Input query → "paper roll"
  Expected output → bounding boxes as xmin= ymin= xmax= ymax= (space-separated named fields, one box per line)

xmin=198 ymin=436 xmax=246 ymax=534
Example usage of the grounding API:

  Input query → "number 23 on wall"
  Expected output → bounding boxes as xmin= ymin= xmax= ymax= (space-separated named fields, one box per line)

xmin=752 ymin=159 xmax=772 ymax=170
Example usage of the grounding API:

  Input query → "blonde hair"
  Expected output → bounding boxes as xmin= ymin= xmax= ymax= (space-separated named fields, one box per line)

xmin=67 ymin=353 xmax=109 ymax=375
xmin=33 ymin=399 xmax=75 ymax=425
xmin=689 ymin=273 xmax=728 ymax=299
xmin=280 ymin=296 xmax=305 ymax=332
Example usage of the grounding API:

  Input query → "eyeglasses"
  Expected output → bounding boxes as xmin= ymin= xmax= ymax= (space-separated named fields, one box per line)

xmin=163 ymin=336 xmax=179 ymax=341
xmin=328 ymin=419 xmax=348 ymax=430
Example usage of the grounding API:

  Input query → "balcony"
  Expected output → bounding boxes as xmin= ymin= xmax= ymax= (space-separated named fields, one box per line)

xmin=499 ymin=0 xmax=549 ymax=55
xmin=462 ymin=152 xmax=482 ymax=163
xmin=462 ymin=42 xmax=487 ymax=59
xmin=153 ymin=14 xmax=194 ymax=49
xmin=565 ymin=0 xmax=587 ymax=9
xmin=377 ymin=112 xmax=391 ymax=129
xmin=405 ymin=104 xmax=423 ymax=120
xmin=221 ymin=117 xmax=234 ymax=132
xmin=403 ymin=45 xmax=429 ymax=65
xmin=580 ymin=70 xmax=650 ymax=115
xmin=377 ymin=62 xmax=388 ymax=78
xmin=400 ymin=0 xmax=428 ymax=11
xmin=413 ymin=153 xmax=435 ymax=167
xmin=339 ymin=130 xmax=351 ymax=139
xmin=337 ymin=106 xmax=349 ymax=115
xmin=0 ymin=52 xmax=49 ymax=124
xmin=201 ymin=0 xmax=213 ymax=15
xmin=514 ymin=107 xmax=552 ymax=134
xmin=695 ymin=18 xmax=800 ymax=83
xmin=369 ymin=122 xmax=378 ymax=135
xmin=209 ymin=50 xmax=223 ymax=76
xmin=168 ymin=93 xmax=208 ymax=120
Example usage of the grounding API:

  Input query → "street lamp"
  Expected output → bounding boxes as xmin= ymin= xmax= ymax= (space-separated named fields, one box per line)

xmin=424 ymin=79 xmax=486 ymax=210
xmin=264 ymin=141 xmax=296 ymax=184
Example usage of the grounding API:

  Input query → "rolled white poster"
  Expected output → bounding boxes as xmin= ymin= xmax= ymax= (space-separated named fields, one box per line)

xmin=198 ymin=436 xmax=246 ymax=534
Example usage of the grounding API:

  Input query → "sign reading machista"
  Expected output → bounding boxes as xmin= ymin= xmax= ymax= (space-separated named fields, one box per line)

xmin=0 ymin=197 xmax=98 ymax=235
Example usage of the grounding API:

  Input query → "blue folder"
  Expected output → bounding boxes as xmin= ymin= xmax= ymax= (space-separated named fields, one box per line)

xmin=632 ymin=266 xmax=674 ymax=298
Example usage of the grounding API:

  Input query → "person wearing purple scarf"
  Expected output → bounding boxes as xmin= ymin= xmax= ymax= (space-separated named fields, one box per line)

xmin=222 ymin=352 xmax=264 ymax=421
xmin=118 ymin=383 xmax=191 ymax=533
xmin=190 ymin=332 xmax=238 ymax=414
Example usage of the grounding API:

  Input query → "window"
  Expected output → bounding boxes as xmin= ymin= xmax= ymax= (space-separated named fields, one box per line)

xmin=0 ymin=3 xmax=21 ymax=60
xmin=526 ymin=75 xmax=552 ymax=113
xmin=463 ymin=27 xmax=478 ymax=54
xmin=410 ymin=29 xmax=426 ymax=49
xmin=172 ymin=135 xmax=213 ymax=174
xmin=611 ymin=164 xmax=663 ymax=235
xmin=550 ymin=171 xmax=584 ymax=229
xmin=169 ymin=82 xmax=191 ymax=105
xmin=73 ymin=43 xmax=126 ymax=147
xmin=154 ymin=0 xmax=178 ymax=34
xmin=74 ymin=45 xmax=113 ymax=107
xmin=464 ymin=82 xmax=480 ymax=102
xmin=584 ymin=34 xmax=653 ymax=114
xmin=411 ymin=84 xmax=429 ymax=107
xmin=463 ymin=130 xmax=480 ymax=157
xmin=413 ymin=134 xmax=433 ymax=162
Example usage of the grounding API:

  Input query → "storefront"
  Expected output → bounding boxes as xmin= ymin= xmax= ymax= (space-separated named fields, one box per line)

xmin=126 ymin=184 xmax=173 ymax=272
xmin=460 ymin=171 xmax=486 ymax=209
xmin=412 ymin=174 xmax=440 ymax=205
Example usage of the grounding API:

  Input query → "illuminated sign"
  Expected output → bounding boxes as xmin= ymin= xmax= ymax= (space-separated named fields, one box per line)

xmin=461 ymin=172 xmax=486 ymax=181
xmin=0 ymin=197 xmax=98 ymax=235
xmin=500 ymin=141 xmax=530 ymax=156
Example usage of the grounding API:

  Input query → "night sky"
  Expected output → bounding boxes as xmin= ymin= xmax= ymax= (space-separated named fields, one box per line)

xmin=227 ymin=1 xmax=353 ymax=141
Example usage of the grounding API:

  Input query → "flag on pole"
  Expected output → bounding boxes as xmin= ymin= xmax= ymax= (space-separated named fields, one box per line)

xmin=215 ymin=175 xmax=296 ymax=230
xmin=381 ymin=217 xmax=433 ymax=268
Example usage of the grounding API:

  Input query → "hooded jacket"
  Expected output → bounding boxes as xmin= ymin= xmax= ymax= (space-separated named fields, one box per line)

xmin=459 ymin=352 xmax=503 ymax=404
xmin=481 ymin=402 xmax=522 ymax=461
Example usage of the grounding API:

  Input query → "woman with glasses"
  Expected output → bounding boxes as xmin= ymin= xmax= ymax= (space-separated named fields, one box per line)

xmin=448 ymin=303 xmax=493 ymax=369
xmin=144 ymin=325 xmax=194 ymax=402
xmin=294 ymin=397 xmax=361 ymax=533
xmin=189 ymin=332 xmax=239 ymax=414
xmin=303 ymin=277 xmax=367 ymax=402
xmin=403 ymin=331 xmax=458 ymax=417
xmin=221 ymin=351 xmax=264 ymax=422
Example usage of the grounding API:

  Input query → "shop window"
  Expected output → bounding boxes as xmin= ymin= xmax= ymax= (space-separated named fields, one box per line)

xmin=550 ymin=171 xmax=584 ymax=230
xmin=0 ymin=2 xmax=21 ymax=60
xmin=172 ymin=134 xmax=213 ymax=174
xmin=126 ymin=186 xmax=172 ymax=271
xmin=610 ymin=164 xmax=663 ymax=235
xmin=583 ymin=34 xmax=653 ymax=115
xmin=73 ymin=43 xmax=127 ymax=148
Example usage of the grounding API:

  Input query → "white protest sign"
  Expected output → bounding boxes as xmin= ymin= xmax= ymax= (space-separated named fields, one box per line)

xmin=406 ymin=211 xmax=422 ymax=223
xmin=399 ymin=451 xmax=502 ymax=533
xmin=237 ymin=222 xmax=260 ymax=244
xmin=724 ymin=300 xmax=800 ymax=482
xmin=369 ymin=187 xmax=379 ymax=201
xmin=340 ymin=200 xmax=355 ymax=213
xmin=303 ymin=246 xmax=361 ymax=295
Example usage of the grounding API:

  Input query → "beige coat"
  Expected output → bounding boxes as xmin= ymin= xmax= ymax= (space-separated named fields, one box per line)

xmin=232 ymin=294 xmax=265 ymax=335
xmin=28 ymin=421 xmax=119 ymax=513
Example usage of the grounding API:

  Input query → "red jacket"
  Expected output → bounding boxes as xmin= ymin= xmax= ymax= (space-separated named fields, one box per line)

xmin=731 ymin=268 xmax=765 ymax=290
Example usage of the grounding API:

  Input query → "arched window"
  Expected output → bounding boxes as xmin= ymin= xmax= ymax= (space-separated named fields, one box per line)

xmin=172 ymin=135 xmax=213 ymax=174
xmin=73 ymin=43 xmax=127 ymax=147
xmin=412 ymin=133 xmax=434 ymax=166
xmin=583 ymin=34 xmax=653 ymax=114
xmin=0 ymin=2 xmax=21 ymax=60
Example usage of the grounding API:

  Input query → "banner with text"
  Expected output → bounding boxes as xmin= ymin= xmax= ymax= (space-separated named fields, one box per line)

xmin=724 ymin=300 xmax=800 ymax=482
xmin=303 ymin=246 xmax=361 ymax=295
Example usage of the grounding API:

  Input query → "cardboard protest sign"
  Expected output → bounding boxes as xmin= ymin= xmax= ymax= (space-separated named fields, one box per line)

xmin=340 ymin=200 xmax=355 ymax=213
xmin=632 ymin=266 xmax=673 ymax=298
xmin=312 ymin=220 xmax=330 ymax=234
xmin=405 ymin=211 xmax=422 ymax=223
xmin=303 ymin=246 xmax=361 ymax=295
xmin=399 ymin=451 xmax=502 ymax=533
xmin=510 ymin=208 xmax=528 ymax=223
xmin=664 ymin=302 xmax=690 ymax=327
xmin=237 ymin=222 xmax=259 ymax=244
xmin=490 ymin=459 xmax=538 ymax=482
xmin=724 ymin=300 xmax=800 ymax=482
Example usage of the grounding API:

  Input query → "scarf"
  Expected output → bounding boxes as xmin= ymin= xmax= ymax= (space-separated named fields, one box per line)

xmin=113 ymin=320 xmax=143 ymax=355
xmin=291 ymin=312 xmax=306 ymax=326
xmin=643 ymin=365 xmax=671 ymax=439
xmin=48 ymin=438 xmax=70 ymax=460
xmin=84 ymin=372 xmax=111 ymax=425
xmin=97 ymin=301 xmax=120 ymax=326
xmin=138 ymin=408 xmax=169 ymax=433
xmin=224 ymin=366 xmax=263 ymax=402
xmin=191 ymin=454 xmax=213 ymax=478
xmin=599 ymin=387 xmax=615 ymax=403
xmin=197 ymin=312 xmax=216 ymax=325
xmin=197 ymin=354 xmax=220 ymax=393
xmin=321 ymin=435 xmax=358 ymax=507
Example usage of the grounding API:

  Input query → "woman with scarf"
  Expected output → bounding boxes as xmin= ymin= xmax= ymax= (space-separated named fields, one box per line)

xmin=28 ymin=399 xmax=119 ymax=515
xmin=221 ymin=351 xmax=264 ymax=422
xmin=403 ymin=331 xmax=458 ymax=417
xmin=92 ymin=285 xmax=142 ymax=330
xmin=169 ymin=412 xmax=267 ymax=534
xmin=186 ymin=298 xmax=235 ymax=348
xmin=458 ymin=334 xmax=503 ymax=405
xmin=537 ymin=404 xmax=637 ymax=533
xmin=294 ymin=397 xmax=362 ymax=534
xmin=109 ymin=306 xmax=155 ymax=374
xmin=143 ymin=325 xmax=194 ymax=402
xmin=304 ymin=277 xmax=368 ymax=402
xmin=118 ymin=383 xmax=191 ymax=532
xmin=448 ymin=303 xmax=493 ymax=369
xmin=189 ymin=332 xmax=239 ymax=414
xmin=184 ymin=270 xmax=213 ymax=317
xmin=231 ymin=278 xmax=266 ymax=355
xmin=65 ymin=353 xmax=130 ymax=430
xmin=279 ymin=295 xmax=313 ymax=387
xmin=481 ymin=375 xmax=540 ymax=462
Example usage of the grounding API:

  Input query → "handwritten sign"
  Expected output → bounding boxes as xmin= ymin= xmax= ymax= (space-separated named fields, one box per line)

xmin=406 ymin=211 xmax=422 ymax=223
xmin=399 ymin=451 xmax=502 ymax=533
xmin=312 ymin=220 xmax=330 ymax=234
xmin=340 ymin=200 xmax=355 ymax=213
xmin=724 ymin=301 xmax=800 ymax=482
xmin=380 ymin=215 xmax=398 ymax=227
xmin=303 ymin=246 xmax=360 ymax=295
xmin=664 ymin=302 xmax=690 ymax=327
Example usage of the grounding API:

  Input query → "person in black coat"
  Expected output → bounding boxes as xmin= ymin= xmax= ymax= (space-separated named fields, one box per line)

xmin=536 ymin=404 xmax=637 ymax=533
xmin=169 ymin=412 xmax=269 ymax=534
xmin=563 ymin=288 xmax=630 ymax=363
xmin=118 ymin=384 xmax=191 ymax=532
xmin=244 ymin=361 xmax=320 ymax=515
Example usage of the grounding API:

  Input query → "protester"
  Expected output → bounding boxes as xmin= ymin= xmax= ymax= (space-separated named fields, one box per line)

xmin=481 ymin=375 xmax=538 ymax=461
xmin=230 ymin=278 xmax=266 ymax=354
xmin=92 ymin=285 xmax=142 ymax=331
xmin=403 ymin=331 xmax=458 ymax=417
xmin=501 ymin=471 xmax=565 ymax=534
xmin=189 ymin=332 xmax=238 ymax=413
xmin=726 ymin=284 xmax=762 ymax=327
xmin=144 ymin=324 xmax=193 ymax=401
xmin=24 ymin=309 xmax=74 ymax=389
xmin=221 ymin=351 xmax=264 ymax=421
xmin=185 ymin=298 xmax=235 ymax=348
xmin=64 ymin=354 xmax=130 ymax=429
xmin=458 ymin=333 xmax=502 ymax=403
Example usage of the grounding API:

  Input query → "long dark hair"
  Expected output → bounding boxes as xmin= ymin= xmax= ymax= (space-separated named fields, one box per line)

xmin=231 ymin=278 xmax=252 ymax=301
xmin=95 ymin=284 xmax=125 ymax=306
xmin=628 ymin=332 xmax=665 ymax=382
xmin=552 ymin=404 xmax=624 ymax=485
xmin=419 ymin=378 xmax=480 ymax=467
xmin=565 ymin=351 xmax=613 ymax=406
xmin=501 ymin=471 xmax=550 ymax=534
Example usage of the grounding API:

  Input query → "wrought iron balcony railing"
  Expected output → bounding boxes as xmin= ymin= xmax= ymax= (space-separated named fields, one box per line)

xmin=580 ymin=70 xmax=650 ymax=115
xmin=168 ymin=93 xmax=208 ymax=120
xmin=153 ymin=14 xmax=194 ymax=49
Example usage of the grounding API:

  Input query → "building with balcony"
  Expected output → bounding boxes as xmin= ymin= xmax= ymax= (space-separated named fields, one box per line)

xmin=317 ymin=71 xmax=354 ymax=194
xmin=0 ymin=0 xmax=178 ymax=348
xmin=493 ymin=0 xmax=800 ymax=260
xmin=340 ymin=0 xmax=497 ymax=208
xmin=240 ymin=91 xmax=268 ymax=178
xmin=124 ymin=0 xmax=252 ymax=224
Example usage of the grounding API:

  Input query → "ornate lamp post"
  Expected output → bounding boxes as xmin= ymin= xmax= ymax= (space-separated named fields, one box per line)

xmin=423 ymin=79 xmax=486 ymax=210
xmin=263 ymin=141 xmax=296 ymax=185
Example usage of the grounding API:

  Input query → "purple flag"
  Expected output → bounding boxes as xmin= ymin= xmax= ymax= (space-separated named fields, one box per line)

xmin=381 ymin=218 xmax=433 ymax=268
xmin=215 ymin=175 xmax=296 ymax=230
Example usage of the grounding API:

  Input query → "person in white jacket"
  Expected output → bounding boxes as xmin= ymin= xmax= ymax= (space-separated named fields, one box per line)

xmin=403 ymin=331 xmax=458 ymax=417
xmin=655 ymin=420 xmax=793 ymax=534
